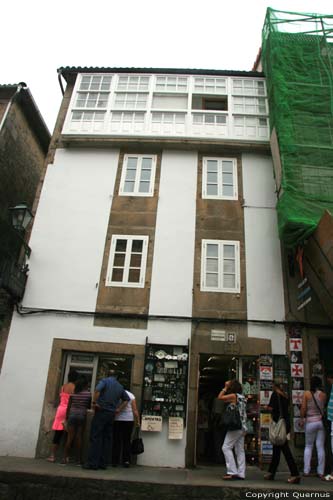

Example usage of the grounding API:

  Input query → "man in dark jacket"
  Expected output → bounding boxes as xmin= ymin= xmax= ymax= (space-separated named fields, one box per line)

xmin=83 ymin=370 xmax=130 ymax=470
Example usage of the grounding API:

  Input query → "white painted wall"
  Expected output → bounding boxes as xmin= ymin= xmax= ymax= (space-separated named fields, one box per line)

xmin=24 ymin=148 xmax=119 ymax=311
xmin=0 ymin=314 xmax=190 ymax=466
xmin=248 ymin=323 xmax=286 ymax=355
xmin=242 ymin=154 xmax=285 ymax=322
xmin=149 ymin=150 xmax=197 ymax=317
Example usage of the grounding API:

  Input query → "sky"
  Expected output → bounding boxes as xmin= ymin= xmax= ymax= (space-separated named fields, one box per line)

xmin=2 ymin=0 xmax=332 ymax=132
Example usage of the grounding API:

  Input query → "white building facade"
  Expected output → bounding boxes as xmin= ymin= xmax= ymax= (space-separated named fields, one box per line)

xmin=0 ymin=68 xmax=285 ymax=467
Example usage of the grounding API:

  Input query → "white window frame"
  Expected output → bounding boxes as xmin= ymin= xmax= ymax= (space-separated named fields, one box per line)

xmin=201 ymin=240 xmax=240 ymax=293
xmin=106 ymin=235 xmax=149 ymax=288
xmin=202 ymin=157 xmax=238 ymax=200
xmin=119 ymin=154 xmax=156 ymax=197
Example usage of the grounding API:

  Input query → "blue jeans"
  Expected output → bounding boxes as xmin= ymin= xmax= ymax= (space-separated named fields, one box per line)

xmin=87 ymin=410 xmax=115 ymax=468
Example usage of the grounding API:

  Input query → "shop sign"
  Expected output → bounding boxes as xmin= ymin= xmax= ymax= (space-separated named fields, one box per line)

xmin=261 ymin=441 xmax=273 ymax=455
xmin=289 ymin=338 xmax=302 ymax=351
xmin=291 ymin=363 xmax=304 ymax=378
xmin=259 ymin=365 xmax=273 ymax=380
xmin=141 ymin=415 xmax=163 ymax=432
xmin=292 ymin=390 xmax=304 ymax=405
xmin=168 ymin=417 xmax=183 ymax=440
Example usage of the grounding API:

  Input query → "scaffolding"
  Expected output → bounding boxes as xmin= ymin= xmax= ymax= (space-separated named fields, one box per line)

xmin=261 ymin=8 xmax=333 ymax=247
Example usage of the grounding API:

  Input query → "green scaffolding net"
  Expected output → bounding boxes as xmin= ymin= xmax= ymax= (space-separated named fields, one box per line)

xmin=261 ymin=8 xmax=333 ymax=247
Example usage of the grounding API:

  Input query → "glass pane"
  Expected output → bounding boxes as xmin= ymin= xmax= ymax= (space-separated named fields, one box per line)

xmin=141 ymin=157 xmax=152 ymax=169
xmin=205 ymin=115 xmax=214 ymax=124
xmin=125 ymin=169 xmax=136 ymax=181
xmin=207 ymin=172 xmax=217 ymax=183
xmin=222 ymin=161 xmax=233 ymax=173
xmin=222 ymin=185 xmax=234 ymax=197
xmin=223 ymin=173 xmax=234 ymax=184
xmin=114 ymin=253 xmax=125 ymax=267
xmin=139 ymin=181 xmax=150 ymax=193
xmin=224 ymin=260 xmax=235 ymax=273
xmin=124 ymin=181 xmax=135 ymax=192
xmin=132 ymin=240 xmax=143 ymax=252
xmin=72 ymin=111 xmax=82 ymax=120
xmin=127 ymin=157 xmax=138 ymax=169
xmin=207 ymin=160 xmax=218 ymax=172
xmin=206 ymin=273 xmax=218 ymax=287
xmin=128 ymin=269 xmax=140 ymax=283
xmin=112 ymin=268 xmax=124 ymax=282
xmin=80 ymin=76 xmax=90 ymax=90
xmin=130 ymin=254 xmax=142 ymax=267
xmin=206 ymin=244 xmax=218 ymax=257
xmin=115 ymin=239 xmax=127 ymax=252
xmin=207 ymin=184 xmax=218 ymax=196
xmin=140 ymin=169 xmax=151 ymax=181
xmin=216 ymin=115 xmax=226 ymax=124
xmin=224 ymin=274 xmax=235 ymax=288
xmin=224 ymin=245 xmax=235 ymax=258
xmin=207 ymin=259 xmax=218 ymax=272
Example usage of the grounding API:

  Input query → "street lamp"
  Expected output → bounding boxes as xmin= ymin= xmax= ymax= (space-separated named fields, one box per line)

xmin=9 ymin=203 xmax=33 ymax=232
xmin=8 ymin=203 xmax=33 ymax=257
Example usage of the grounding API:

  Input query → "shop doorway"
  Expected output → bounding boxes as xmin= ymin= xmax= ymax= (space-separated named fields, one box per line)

xmin=196 ymin=354 xmax=259 ymax=465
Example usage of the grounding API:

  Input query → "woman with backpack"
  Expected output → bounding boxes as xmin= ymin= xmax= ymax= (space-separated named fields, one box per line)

xmin=218 ymin=379 xmax=247 ymax=480
xmin=300 ymin=376 xmax=326 ymax=478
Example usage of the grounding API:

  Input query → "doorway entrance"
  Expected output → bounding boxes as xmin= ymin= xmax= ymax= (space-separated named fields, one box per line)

xmin=196 ymin=354 xmax=259 ymax=465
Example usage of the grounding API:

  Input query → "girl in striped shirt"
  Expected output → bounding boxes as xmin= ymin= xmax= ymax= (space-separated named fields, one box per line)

xmin=62 ymin=375 xmax=92 ymax=465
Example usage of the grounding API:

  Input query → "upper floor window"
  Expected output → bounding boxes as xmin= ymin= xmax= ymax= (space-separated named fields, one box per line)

xmin=194 ymin=77 xmax=227 ymax=94
xmin=155 ymin=76 xmax=188 ymax=92
xmin=79 ymin=75 xmax=112 ymax=92
xmin=114 ymin=93 xmax=148 ymax=109
xmin=119 ymin=154 xmax=156 ymax=196
xmin=232 ymin=79 xmax=266 ymax=96
xmin=202 ymin=157 xmax=238 ymax=200
xmin=233 ymin=96 xmax=267 ymax=114
xmin=75 ymin=92 xmax=109 ymax=108
xmin=201 ymin=240 xmax=240 ymax=293
xmin=117 ymin=75 xmax=150 ymax=91
xmin=106 ymin=235 xmax=148 ymax=288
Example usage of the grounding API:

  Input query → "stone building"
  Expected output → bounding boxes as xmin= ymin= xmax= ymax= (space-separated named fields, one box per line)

xmin=0 ymin=68 xmax=285 ymax=467
xmin=0 ymin=83 xmax=50 ymax=371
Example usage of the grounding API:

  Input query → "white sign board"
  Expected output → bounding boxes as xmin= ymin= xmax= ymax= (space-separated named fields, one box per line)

xmin=168 ymin=417 xmax=184 ymax=440
xmin=141 ymin=415 xmax=163 ymax=432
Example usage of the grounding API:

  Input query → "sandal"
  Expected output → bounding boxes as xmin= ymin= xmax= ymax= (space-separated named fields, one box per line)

xmin=222 ymin=474 xmax=238 ymax=480
xmin=288 ymin=476 xmax=301 ymax=484
xmin=322 ymin=474 xmax=333 ymax=482
xmin=60 ymin=458 xmax=69 ymax=465
xmin=264 ymin=473 xmax=274 ymax=480
xmin=46 ymin=456 xmax=56 ymax=463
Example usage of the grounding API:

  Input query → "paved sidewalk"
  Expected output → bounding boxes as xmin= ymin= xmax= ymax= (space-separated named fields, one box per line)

xmin=0 ymin=457 xmax=332 ymax=499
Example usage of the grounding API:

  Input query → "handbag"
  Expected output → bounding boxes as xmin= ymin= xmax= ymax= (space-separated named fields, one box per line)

xmin=269 ymin=394 xmax=287 ymax=446
xmin=131 ymin=427 xmax=144 ymax=455
xmin=222 ymin=401 xmax=242 ymax=431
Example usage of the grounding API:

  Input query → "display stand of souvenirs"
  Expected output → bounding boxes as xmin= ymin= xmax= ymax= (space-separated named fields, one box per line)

xmin=141 ymin=342 xmax=189 ymax=429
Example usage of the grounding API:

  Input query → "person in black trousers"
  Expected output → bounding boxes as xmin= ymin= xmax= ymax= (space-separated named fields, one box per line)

xmin=264 ymin=381 xmax=301 ymax=484
xmin=112 ymin=388 xmax=140 ymax=467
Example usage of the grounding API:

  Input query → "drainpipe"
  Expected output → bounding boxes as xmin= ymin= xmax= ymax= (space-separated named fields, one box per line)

xmin=57 ymin=69 xmax=65 ymax=96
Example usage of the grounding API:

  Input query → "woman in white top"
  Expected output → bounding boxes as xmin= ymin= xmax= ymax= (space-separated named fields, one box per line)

xmin=218 ymin=379 xmax=247 ymax=480
xmin=300 ymin=376 xmax=326 ymax=478
xmin=112 ymin=389 xmax=140 ymax=467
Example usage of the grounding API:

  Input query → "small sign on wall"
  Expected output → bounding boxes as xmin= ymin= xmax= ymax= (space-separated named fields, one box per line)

xmin=141 ymin=415 xmax=163 ymax=432
xmin=168 ymin=417 xmax=184 ymax=440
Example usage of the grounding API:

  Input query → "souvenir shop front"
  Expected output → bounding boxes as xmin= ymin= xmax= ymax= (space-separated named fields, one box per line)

xmin=196 ymin=353 xmax=290 ymax=467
